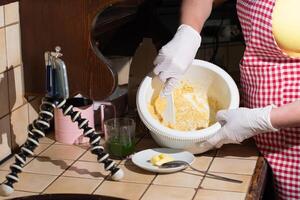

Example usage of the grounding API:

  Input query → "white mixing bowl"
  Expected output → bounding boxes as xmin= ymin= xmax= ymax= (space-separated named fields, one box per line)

xmin=136 ymin=59 xmax=240 ymax=153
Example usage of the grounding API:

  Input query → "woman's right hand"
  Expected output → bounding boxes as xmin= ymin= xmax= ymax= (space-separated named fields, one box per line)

xmin=153 ymin=24 xmax=201 ymax=95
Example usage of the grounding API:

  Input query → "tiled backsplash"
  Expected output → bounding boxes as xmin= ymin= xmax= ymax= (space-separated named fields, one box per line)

xmin=0 ymin=2 xmax=39 ymax=162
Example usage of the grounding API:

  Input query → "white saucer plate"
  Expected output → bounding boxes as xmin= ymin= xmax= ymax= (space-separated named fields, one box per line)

xmin=131 ymin=148 xmax=195 ymax=173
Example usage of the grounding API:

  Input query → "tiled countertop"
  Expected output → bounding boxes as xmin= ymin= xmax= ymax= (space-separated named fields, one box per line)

xmin=0 ymin=132 xmax=264 ymax=200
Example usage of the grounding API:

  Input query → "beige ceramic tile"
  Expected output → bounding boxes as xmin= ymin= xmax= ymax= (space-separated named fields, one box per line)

xmin=23 ymin=157 xmax=74 ymax=175
xmin=79 ymin=149 xmax=122 ymax=164
xmin=8 ymin=66 xmax=26 ymax=111
xmin=39 ymin=136 xmax=55 ymax=144
xmin=10 ymin=104 xmax=29 ymax=149
xmin=0 ymin=190 xmax=37 ymax=200
xmin=62 ymin=160 xmax=109 ymax=179
xmin=116 ymin=164 xmax=156 ymax=184
xmin=32 ymin=143 xmax=51 ymax=156
xmin=194 ymin=189 xmax=246 ymax=200
xmin=0 ymin=6 xmax=4 ymax=27
xmin=54 ymin=141 xmax=90 ymax=150
xmin=28 ymin=97 xmax=41 ymax=123
xmin=39 ymin=144 xmax=86 ymax=160
xmin=0 ymin=28 xmax=6 ymax=73
xmin=217 ymin=144 xmax=259 ymax=160
xmin=0 ymin=156 xmax=33 ymax=171
xmin=78 ymin=149 xmax=98 ymax=162
xmin=0 ymin=115 xmax=11 ymax=160
xmin=43 ymin=176 xmax=101 ymax=194
xmin=94 ymin=181 xmax=148 ymax=200
xmin=120 ymin=157 xmax=134 ymax=165
xmin=153 ymin=170 xmax=203 ymax=188
xmin=4 ymin=2 xmax=19 ymax=25
xmin=0 ymin=170 xmax=8 ymax=183
xmin=209 ymin=158 xmax=257 ymax=175
xmin=188 ymin=156 xmax=213 ymax=171
xmin=72 ymin=144 xmax=93 ymax=150
xmin=201 ymin=173 xmax=251 ymax=193
xmin=0 ymin=72 xmax=9 ymax=118
xmin=141 ymin=185 xmax=195 ymax=200
xmin=136 ymin=138 xmax=159 ymax=151
xmin=197 ymin=149 xmax=217 ymax=157
xmin=0 ymin=157 xmax=13 ymax=171
xmin=14 ymin=172 xmax=57 ymax=192
xmin=5 ymin=24 xmax=21 ymax=68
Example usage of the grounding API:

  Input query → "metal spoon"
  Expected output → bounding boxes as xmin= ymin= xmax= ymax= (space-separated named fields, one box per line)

xmin=160 ymin=160 xmax=243 ymax=184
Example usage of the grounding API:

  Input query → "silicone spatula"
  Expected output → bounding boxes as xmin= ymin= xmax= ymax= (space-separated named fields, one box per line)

xmin=161 ymin=92 xmax=175 ymax=125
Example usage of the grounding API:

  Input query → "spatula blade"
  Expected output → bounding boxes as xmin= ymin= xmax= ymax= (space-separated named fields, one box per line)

xmin=163 ymin=93 xmax=175 ymax=125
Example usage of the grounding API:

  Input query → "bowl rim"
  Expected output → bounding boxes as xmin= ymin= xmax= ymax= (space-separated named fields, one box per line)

xmin=136 ymin=59 xmax=240 ymax=140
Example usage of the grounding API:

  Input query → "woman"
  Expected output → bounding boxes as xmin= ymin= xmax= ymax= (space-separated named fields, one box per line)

xmin=153 ymin=0 xmax=300 ymax=199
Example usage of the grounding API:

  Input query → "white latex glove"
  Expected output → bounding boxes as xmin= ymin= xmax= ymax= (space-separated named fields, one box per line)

xmin=198 ymin=105 xmax=278 ymax=152
xmin=153 ymin=24 xmax=201 ymax=95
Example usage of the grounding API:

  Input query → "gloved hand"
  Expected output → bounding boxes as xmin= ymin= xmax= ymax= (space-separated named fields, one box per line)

xmin=153 ymin=24 xmax=201 ymax=95
xmin=198 ymin=105 xmax=278 ymax=152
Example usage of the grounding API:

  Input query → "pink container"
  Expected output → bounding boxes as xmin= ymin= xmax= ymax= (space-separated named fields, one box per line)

xmin=54 ymin=98 xmax=94 ymax=145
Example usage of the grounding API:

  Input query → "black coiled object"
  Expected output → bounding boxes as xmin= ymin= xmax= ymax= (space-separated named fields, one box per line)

xmin=0 ymin=98 xmax=123 ymax=197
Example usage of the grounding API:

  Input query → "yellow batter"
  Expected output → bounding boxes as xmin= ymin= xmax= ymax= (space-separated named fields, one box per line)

xmin=272 ymin=0 xmax=300 ymax=57
xmin=148 ymin=82 xmax=219 ymax=131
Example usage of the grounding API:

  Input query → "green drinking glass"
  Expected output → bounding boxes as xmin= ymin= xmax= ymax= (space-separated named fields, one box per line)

xmin=104 ymin=118 xmax=136 ymax=158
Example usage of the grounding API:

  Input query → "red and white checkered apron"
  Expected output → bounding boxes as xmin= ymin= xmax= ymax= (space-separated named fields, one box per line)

xmin=237 ymin=0 xmax=300 ymax=199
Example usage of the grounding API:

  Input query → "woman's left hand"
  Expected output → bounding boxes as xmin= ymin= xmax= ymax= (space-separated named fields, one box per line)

xmin=199 ymin=105 xmax=278 ymax=150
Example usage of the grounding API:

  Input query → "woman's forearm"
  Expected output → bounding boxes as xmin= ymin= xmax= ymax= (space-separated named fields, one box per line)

xmin=270 ymin=100 xmax=300 ymax=128
xmin=181 ymin=0 xmax=214 ymax=33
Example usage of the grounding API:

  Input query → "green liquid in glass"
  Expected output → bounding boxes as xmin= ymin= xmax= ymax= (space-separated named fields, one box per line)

xmin=107 ymin=137 xmax=135 ymax=158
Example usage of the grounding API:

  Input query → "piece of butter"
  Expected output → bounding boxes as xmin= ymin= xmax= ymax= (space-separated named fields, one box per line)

xmin=150 ymin=153 xmax=175 ymax=166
